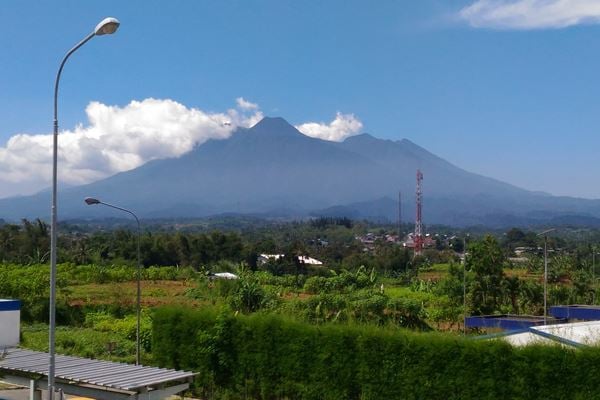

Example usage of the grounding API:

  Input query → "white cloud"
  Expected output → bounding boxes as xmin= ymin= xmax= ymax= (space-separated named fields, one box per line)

xmin=0 ymin=98 xmax=263 ymax=198
xmin=459 ymin=0 xmax=600 ymax=29
xmin=236 ymin=97 xmax=259 ymax=110
xmin=0 ymin=99 xmax=365 ymax=199
xmin=295 ymin=112 xmax=363 ymax=142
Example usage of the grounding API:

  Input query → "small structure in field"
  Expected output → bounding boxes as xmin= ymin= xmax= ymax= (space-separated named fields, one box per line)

xmin=258 ymin=254 xmax=323 ymax=266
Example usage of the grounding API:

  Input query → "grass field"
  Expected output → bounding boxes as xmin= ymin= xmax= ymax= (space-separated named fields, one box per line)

xmin=66 ymin=280 xmax=197 ymax=307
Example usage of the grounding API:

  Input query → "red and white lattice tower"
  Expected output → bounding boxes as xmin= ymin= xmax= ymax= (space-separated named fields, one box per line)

xmin=414 ymin=169 xmax=424 ymax=256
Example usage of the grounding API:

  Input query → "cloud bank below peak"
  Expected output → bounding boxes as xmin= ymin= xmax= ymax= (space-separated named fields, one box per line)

xmin=0 ymin=98 xmax=262 ymax=199
xmin=459 ymin=0 xmax=600 ymax=30
xmin=0 ymin=98 xmax=363 ymax=199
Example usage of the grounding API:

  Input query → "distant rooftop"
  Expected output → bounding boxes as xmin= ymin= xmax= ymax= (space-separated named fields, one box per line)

xmin=258 ymin=254 xmax=323 ymax=265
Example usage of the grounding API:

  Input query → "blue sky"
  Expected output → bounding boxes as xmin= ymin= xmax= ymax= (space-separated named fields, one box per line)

xmin=1 ymin=0 xmax=600 ymax=199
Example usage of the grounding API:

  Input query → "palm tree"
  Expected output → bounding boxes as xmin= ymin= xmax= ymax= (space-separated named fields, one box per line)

xmin=503 ymin=276 xmax=521 ymax=313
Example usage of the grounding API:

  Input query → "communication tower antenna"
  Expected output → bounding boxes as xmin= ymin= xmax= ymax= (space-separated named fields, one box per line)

xmin=414 ymin=170 xmax=424 ymax=256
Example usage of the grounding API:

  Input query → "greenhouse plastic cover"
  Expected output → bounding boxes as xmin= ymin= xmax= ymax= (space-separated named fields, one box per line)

xmin=503 ymin=320 xmax=600 ymax=347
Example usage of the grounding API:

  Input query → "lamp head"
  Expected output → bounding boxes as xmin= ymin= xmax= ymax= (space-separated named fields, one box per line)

xmin=84 ymin=197 xmax=101 ymax=205
xmin=537 ymin=228 xmax=556 ymax=237
xmin=95 ymin=17 xmax=120 ymax=36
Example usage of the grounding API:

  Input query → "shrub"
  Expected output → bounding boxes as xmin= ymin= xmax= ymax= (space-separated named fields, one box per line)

xmin=303 ymin=269 xmax=374 ymax=294
xmin=153 ymin=306 xmax=600 ymax=400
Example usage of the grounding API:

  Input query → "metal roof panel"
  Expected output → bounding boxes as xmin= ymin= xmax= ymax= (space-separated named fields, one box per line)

xmin=0 ymin=348 xmax=196 ymax=393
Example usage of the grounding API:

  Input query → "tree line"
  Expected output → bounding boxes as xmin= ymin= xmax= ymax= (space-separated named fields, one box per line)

xmin=0 ymin=219 xmax=245 ymax=267
xmin=0 ymin=219 xmax=418 ymax=275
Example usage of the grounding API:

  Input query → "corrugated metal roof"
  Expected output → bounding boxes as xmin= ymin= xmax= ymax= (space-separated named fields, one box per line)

xmin=0 ymin=348 xmax=196 ymax=391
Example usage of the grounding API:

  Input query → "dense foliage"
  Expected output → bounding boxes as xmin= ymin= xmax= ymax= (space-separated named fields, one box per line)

xmin=21 ymin=311 xmax=152 ymax=363
xmin=5 ymin=218 xmax=600 ymax=399
xmin=0 ymin=219 xmax=245 ymax=267
xmin=154 ymin=306 xmax=600 ymax=400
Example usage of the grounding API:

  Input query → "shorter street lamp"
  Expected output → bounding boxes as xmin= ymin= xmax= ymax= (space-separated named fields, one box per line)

xmin=463 ymin=234 xmax=469 ymax=335
xmin=537 ymin=228 xmax=556 ymax=324
xmin=84 ymin=197 xmax=142 ymax=365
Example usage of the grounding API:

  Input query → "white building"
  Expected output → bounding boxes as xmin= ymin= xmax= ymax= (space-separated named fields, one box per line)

xmin=258 ymin=254 xmax=323 ymax=266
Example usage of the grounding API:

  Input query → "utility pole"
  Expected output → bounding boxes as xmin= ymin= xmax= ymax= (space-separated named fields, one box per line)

xmin=537 ymin=229 xmax=555 ymax=324
xmin=398 ymin=191 xmax=402 ymax=239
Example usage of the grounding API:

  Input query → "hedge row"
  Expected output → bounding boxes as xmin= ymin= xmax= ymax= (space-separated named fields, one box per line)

xmin=153 ymin=306 xmax=600 ymax=400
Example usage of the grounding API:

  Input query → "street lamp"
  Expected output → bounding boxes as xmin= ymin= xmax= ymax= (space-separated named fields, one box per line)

xmin=84 ymin=197 xmax=141 ymax=365
xmin=537 ymin=228 xmax=556 ymax=324
xmin=49 ymin=17 xmax=120 ymax=399
xmin=463 ymin=234 xmax=469 ymax=335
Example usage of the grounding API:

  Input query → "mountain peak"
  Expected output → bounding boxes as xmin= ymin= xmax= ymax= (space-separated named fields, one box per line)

xmin=343 ymin=133 xmax=380 ymax=143
xmin=251 ymin=117 xmax=300 ymax=136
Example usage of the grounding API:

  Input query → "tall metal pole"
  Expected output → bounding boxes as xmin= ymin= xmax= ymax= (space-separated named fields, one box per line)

xmin=397 ymin=191 xmax=401 ymax=239
xmin=50 ymin=31 xmax=95 ymax=400
xmin=136 ymin=218 xmax=141 ymax=365
xmin=84 ymin=199 xmax=141 ymax=365
xmin=50 ymin=19 xmax=120 ymax=398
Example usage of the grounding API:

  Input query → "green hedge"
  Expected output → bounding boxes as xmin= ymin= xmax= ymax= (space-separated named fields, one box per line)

xmin=153 ymin=306 xmax=600 ymax=400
